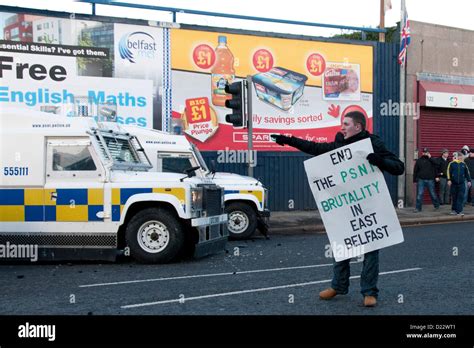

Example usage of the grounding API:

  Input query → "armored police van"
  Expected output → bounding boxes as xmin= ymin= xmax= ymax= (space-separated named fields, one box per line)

xmin=121 ymin=125 xmax=270 ymax=240
xmin=0 ymin=109 xmax=228 ymax=263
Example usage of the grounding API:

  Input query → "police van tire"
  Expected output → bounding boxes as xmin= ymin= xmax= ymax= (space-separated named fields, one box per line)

xmin=125 ymin=207 xmax=185 ymax=263
xmin=226 ymin=202 xmax=257 ymax=240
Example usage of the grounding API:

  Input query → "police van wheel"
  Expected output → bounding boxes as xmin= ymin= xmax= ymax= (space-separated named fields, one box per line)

xmin=226 ymin=202 xmax=257 ymax=240
xmin=125 ymin=207 xmax=185 ymax=263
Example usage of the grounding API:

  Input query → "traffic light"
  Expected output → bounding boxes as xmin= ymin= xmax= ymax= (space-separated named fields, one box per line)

xmin=225 ymin=81 xmax=246 ymax=128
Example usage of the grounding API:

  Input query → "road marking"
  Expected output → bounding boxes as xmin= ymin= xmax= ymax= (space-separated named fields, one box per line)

xmin=79 ymin=261 xmax=361 ymax=288
xmin=120 ymin=267 xmax=422 ymax=309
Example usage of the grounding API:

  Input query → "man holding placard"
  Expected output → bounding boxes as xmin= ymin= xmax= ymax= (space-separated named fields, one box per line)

xmin=271 ymin=111 xmax=404 ymax=307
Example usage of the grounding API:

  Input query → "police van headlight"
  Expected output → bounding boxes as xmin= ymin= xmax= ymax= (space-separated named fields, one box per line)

xmin=191 ymin=187 xmax=203 ymax=212
xmin=263 ymin=188 xmax=269 ymax=209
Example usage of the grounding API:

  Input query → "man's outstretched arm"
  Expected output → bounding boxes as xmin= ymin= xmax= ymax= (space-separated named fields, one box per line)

xmin=271 ymin=134 xmax=336 ymax=156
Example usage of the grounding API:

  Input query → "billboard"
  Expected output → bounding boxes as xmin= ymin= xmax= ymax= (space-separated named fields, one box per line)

xmin=1 ymin=10 xmax=374 ymax=150
xmin=171 ymin=29 xmax=373 ymax=151
xmin=0 ymin=12 xmax=162 ymax=128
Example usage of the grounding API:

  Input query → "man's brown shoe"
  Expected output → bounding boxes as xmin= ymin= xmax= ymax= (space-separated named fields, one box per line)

xmin=363 ymin=296 xmax=377 ymax=307
xmin=319 ymin=288 xmax=337 ymax=300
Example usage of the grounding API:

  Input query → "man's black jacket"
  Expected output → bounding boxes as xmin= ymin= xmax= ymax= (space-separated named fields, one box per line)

xmin=283 ymin=130 xmax=405 ymax=176
xmin=465 ymin=157 xmax=474 ymax=178
xmin=413 ymin=155 xmax=438 ymax=182
xmin=434 ymin=156 xmax=449 ymax=178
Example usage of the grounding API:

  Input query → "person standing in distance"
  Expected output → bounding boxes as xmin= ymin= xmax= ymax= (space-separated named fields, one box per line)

xmin=461 ymin=146 xmax=471 ymax=206
xmin=448 ymin=151 xmax=472 ymax=216
xmin=413 ymin=148 xmax=440 ymax=212
xmin=465 ymin=148 xmax=474 ymax=206
xmin=434 ymin=149 xmax=450 ymax=205
xmin=271 ymin=111 xmax=404 ymax=307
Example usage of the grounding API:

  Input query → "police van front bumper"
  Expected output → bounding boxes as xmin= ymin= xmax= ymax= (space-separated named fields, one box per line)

xmin=191 ymin=213 xmax=228 ymax=258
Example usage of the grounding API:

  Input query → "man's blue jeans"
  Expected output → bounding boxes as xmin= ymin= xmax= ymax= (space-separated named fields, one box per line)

xmin=439 ymin=177 xmax=450 ymax=204
xmin=451 ymin=183 xmax=465 ymax=214
xmin=331 ymin=250 xmax=379 ymax=298
xmin=463 ymin=180 xmax=469 ymax=205
xmin=416 ymin=179 xmax=440 ymax=211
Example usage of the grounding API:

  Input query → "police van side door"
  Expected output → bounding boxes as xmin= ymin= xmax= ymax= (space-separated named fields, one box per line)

xmin=44 ymin=138 xmax=107 ymax=229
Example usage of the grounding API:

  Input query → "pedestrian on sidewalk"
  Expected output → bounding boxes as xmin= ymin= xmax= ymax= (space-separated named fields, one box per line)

xmin=447 ymin=151 xmax=472 ymax=216
xmin=413 ymin=148 xmax=440 ymax=212
xmin=461 ymin=146 xmax=471 ymax=206
xmin=271 ymin=111 xmax=404 ymax=307
xmin=465 ymin=149 xmax=474 ymax=206
xmin=434 ymin=148 xmax=450 ymax=205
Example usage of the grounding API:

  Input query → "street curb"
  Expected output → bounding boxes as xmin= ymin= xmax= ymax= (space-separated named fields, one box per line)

xmin=268 ymin=215 xmax=474 ymax=235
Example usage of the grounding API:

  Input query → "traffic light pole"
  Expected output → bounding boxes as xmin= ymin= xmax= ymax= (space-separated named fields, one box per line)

xmin=246 ymin=75 xmax=254 ymax=178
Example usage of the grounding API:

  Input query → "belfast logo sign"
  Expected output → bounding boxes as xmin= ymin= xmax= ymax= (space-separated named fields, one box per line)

xmin=119 ymin=31 xmax=158 ymax=63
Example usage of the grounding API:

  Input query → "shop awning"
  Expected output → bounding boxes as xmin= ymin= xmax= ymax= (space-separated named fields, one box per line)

xmin=419 ymin=80 xmax=474 ymax=109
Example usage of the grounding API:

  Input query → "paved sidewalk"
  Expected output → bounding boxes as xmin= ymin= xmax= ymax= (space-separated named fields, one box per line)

xmin=268 ymin=204 xmax=474 ymax=234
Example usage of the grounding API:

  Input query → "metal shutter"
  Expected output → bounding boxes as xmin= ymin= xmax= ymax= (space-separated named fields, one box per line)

xmin=419 ymin=107 xmax=474 ymax=204
xmin=419 ymin=107 xmax=474 ymax=154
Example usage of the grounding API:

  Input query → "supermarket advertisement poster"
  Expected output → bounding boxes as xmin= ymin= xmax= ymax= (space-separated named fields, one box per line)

xmin=171 ymin=29 xmax=373 ymax=151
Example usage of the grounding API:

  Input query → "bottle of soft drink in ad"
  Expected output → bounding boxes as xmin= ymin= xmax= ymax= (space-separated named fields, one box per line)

xmin=211 ymin=35 xmax=235 ymax=107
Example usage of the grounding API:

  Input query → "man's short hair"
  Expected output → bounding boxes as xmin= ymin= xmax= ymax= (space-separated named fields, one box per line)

xmin=344 ymin=111 xmax=366 ymax=130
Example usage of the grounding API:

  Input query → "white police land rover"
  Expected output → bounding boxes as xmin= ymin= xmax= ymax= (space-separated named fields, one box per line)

xmin=0 ymin=109 xmax=228 ymax=263
xmin=121 ymin=125 xmax=270 ymax=240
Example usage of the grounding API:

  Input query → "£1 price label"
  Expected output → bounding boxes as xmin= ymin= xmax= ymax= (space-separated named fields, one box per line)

xmin=193 ymin=44 xmax=216 ymax=69
xmin=306 ymin=53 xmax=326 ymax=76
xmin=185 ymin=97 xmax=211 ymax=124
xmin=252 ymin=49 xmax=274 ymax=72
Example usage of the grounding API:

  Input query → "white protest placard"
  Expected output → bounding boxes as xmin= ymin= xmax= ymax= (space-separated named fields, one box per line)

xmin=304 ymin=138 xmax=404 ymax=261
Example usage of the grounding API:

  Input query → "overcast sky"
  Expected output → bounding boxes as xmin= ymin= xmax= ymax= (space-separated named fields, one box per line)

xmin=0 ymin=0 xmax=473 ymax=37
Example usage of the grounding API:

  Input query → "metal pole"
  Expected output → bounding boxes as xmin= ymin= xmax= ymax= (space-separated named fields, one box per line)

xmin=246 ymin=75 xmax=253 ymax=178
xmin=379 ymin=0 xmax=385 ymax=42
xmin=398 ymin=0 xmax=406 ymax=207
xmin=78 ymin=0 xmax=387 ymax=34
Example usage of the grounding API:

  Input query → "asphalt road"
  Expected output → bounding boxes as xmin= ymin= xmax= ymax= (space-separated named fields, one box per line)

xmin=0 ymin=221 xmax=472 ymax=315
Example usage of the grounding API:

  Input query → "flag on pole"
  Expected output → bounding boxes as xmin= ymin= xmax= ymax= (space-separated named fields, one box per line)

xmin=398 ymin=10 xmax=411 ymax=66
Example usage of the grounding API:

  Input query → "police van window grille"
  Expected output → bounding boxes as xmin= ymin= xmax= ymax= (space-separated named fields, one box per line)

xmin=103 ymin=136 xmax=140 ymax=164
xmin=130 ymin=136 xmax=151 ymax=165
xmin=94 ymin=134 xmax=111 ymax=161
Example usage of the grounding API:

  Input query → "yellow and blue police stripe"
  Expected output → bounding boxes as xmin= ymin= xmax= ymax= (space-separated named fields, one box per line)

xmin=111 ymin=187 xmax=185 ymax=221
xmin=224 ymin=190 xmax=263 ymax=209
xmin=0 ymin=187 xmax=186 ymax=222
xmin=0 ymin=188 xmax=103 ymax=222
